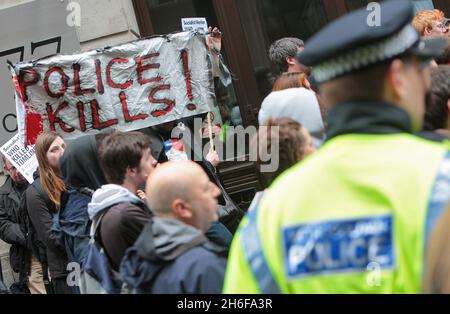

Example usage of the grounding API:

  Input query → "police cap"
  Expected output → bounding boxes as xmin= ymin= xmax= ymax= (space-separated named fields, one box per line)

xmin=298 ymin=0 xmax=447 ymax=83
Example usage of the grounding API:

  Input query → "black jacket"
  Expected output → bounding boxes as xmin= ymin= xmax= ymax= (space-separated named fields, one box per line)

xmin=0 ymin=176 xmax=29 ymax=273
xmin=26 ymin=173 xmax=68 ymax=279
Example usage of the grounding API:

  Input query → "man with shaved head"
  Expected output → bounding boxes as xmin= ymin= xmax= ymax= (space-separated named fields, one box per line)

xmin=146 ymin=161 xmax=220 ymax=232
xmin=120 ymin=161 xmax=227 ymax=294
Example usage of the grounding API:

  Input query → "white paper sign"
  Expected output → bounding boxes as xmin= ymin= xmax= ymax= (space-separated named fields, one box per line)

xmin=181 ymin=18 xmax=208 ymax=33
xmin=0 ymin=134 xmax=38 ymax=183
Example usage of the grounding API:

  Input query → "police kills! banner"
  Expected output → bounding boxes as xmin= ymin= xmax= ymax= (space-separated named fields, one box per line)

xmin=9 ymin=31 xmax=215 ymax=145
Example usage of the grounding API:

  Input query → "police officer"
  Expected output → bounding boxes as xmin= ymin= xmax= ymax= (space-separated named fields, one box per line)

xmin=224 ymin=0 xmax=450 ymax=293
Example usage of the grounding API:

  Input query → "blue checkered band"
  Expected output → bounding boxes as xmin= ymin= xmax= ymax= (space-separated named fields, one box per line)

xmin=312 ymin=24 xmax=419 ymax=83
xmin=241 ymin=208 xmax=282 ymax=294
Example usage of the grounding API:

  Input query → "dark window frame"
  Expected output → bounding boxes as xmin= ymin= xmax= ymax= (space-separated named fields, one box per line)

xmin=434 ymin=0 xmax=450 ymax=15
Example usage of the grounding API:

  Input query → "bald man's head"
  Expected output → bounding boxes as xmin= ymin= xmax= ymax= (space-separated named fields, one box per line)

xmin=146 ymin=161 xmax=201 ymax=212
xmin=146 ymin=161 xmax=221 ymax=232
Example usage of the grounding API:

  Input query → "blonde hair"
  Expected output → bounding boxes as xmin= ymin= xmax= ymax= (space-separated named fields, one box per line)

xmin=412 ymin=9 xmax=445 ymax=35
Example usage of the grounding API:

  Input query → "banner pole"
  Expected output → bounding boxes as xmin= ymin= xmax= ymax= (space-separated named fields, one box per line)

xmin=207 ymin=112 xmax=214 ymax=153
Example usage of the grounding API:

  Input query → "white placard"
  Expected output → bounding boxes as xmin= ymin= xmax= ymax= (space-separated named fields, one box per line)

xmin=0 ymin=133 xmax=37 ymax=183
xmin=181 ymin=17 xmax=208 ymax=33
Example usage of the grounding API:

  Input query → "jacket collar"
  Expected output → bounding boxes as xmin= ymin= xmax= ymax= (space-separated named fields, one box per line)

xmin=88 ymin=184 xmax=145 ymax=221
xmin=0 ymin=176 xmax=22 ymax=205
xmin=326 ymin=101 xmax=413 ymax=141
xmin=136 ymin=217 xmax=208 ymax=262
xmin=0 ymin=176 xmax=12 ymax=195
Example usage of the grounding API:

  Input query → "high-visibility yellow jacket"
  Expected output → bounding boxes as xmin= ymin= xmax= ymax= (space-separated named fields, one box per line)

xmin=224 ymin=131 xmax=450 ymax=293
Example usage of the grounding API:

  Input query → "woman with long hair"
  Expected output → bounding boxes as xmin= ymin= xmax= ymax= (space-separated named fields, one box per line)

xmin=25 ymin=131 xmax=73 ymax=294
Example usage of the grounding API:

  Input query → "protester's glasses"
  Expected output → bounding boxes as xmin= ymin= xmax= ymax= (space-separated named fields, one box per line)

xmin=436 ymin=20 xmax=449 ymax=33
xmin=5 ymin=166 xmax=18 ymax=173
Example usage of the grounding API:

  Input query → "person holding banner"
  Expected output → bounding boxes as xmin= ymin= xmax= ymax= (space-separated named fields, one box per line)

xmin=140 ymin=116 xmax=244 ymax=236
xmin=25 ymin=131 xmax=74 ymax=294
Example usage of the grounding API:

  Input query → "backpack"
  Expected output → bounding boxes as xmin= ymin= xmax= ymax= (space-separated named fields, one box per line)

xmin=80 ymin=199 xmax=150 ymax=294
xmin=51 ymin=187 xmax=93 ymax=268
xmin=79 ymin=211 xmax=122 ymax=294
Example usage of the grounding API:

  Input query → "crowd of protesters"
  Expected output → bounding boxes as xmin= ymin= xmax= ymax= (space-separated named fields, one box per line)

xmin=2 ymin=1 xmax=450 ymax=294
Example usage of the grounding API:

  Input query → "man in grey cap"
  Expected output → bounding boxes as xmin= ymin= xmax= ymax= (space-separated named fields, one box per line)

xmin=224 ymin=0 xmax=449 ymax=294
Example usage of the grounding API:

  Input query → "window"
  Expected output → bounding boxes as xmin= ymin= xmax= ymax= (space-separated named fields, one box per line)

xmin=236 ymin=0 xmax=330 ymax=99
xmin=345 ymin=0 xmax=378 ymax=11
xmin=412 ymin=0 xmax=435 ymax=13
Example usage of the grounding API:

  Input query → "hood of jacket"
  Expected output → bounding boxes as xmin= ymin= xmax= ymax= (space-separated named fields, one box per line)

xmin=138 ymin=217 xmax=207 ymax=262
xmin=87 ymin=184 xmax=143 ymax=220
xmin=60 ymin=134 xmax=107 ymax=190
xmin=120 ymin=217 xmax=227 ymax=289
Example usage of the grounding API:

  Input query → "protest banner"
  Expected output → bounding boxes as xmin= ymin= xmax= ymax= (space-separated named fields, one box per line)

xmin=0 ymin=133 xmax=38 ymax=183
xmin=9 ymin=31 xmax=215 ymax=145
